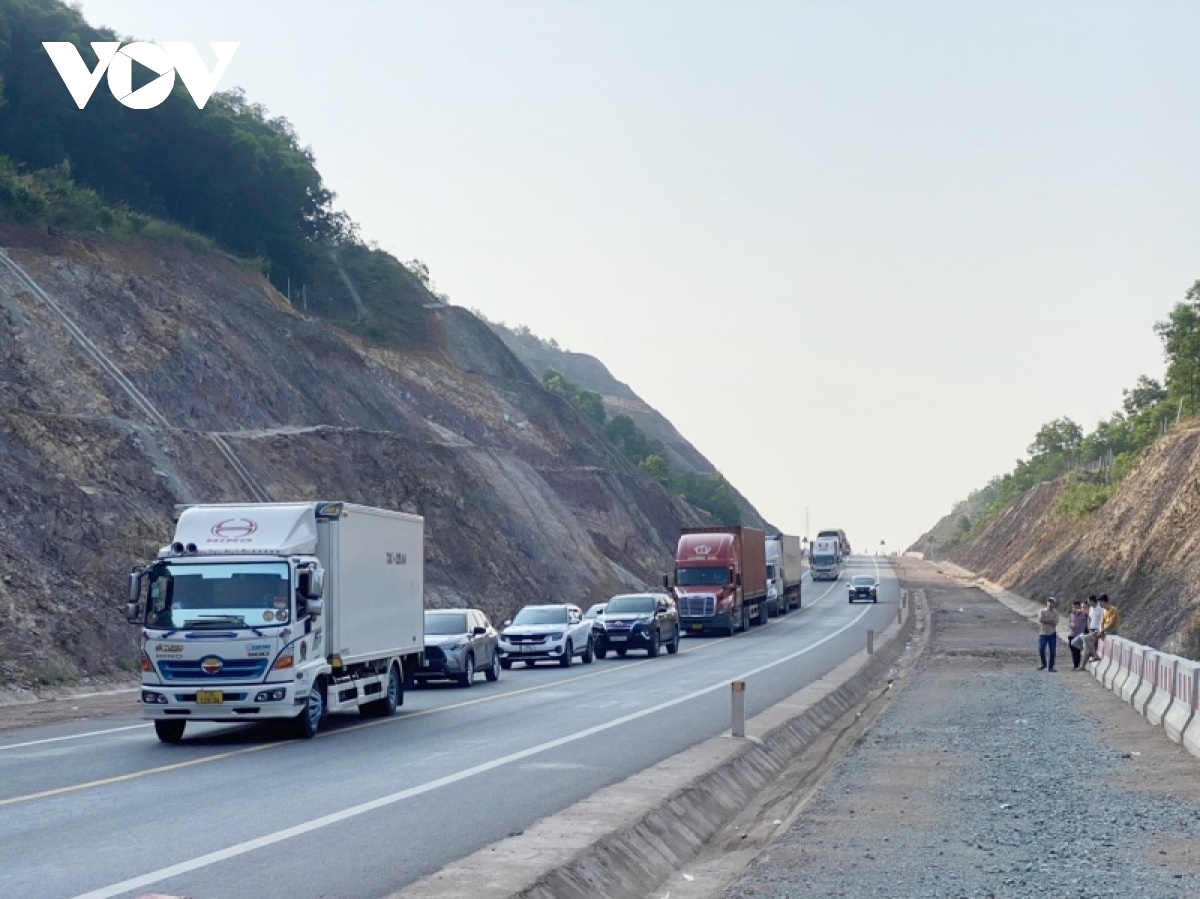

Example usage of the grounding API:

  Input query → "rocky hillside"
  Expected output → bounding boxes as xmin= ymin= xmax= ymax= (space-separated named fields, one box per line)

xmin=0 ymin=223 xmax=710 ymax=690
xmin=910 ymin=428 xmax=1200 ymax=656
xmin=485 ymin=321 xmax=772 ymax=530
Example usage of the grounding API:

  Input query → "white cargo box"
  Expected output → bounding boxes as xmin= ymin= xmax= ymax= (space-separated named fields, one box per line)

xmin=318 ymin=504 xmax=424 ymax=665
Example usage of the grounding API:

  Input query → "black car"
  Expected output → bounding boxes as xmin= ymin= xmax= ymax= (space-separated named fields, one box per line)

xmin=848 ymin=575 xmax=879 ymax=603
xmin=594 ymin=593 xmax=680 ymax=658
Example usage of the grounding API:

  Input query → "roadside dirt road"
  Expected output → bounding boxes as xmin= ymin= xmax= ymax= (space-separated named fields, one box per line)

xmin=659 ymin=559 xmax=1200 ymax=898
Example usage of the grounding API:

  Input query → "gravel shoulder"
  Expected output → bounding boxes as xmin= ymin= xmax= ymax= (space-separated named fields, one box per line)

xmin=689 ymin=559 xmax=1200 ymax=898
xmin=0 ymin=679 xmax=139 ymax=736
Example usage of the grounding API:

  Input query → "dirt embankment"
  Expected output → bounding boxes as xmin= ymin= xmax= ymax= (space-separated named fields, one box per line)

xmin=910 ymin=428 xmax=1200 ymax=655
xmin=0 ymin=225 xmax=706 ymax=691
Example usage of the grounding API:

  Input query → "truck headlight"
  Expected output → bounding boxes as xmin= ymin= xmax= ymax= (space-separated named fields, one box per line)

xmin=255 ymin=688 xmax=287 ymax=702
xmin=141 ymin=690 xmax=167 ymax=704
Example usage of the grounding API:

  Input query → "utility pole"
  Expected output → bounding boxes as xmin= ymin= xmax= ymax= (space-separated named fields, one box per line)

xmin=805 ymin=506 xmax=810 ymax=543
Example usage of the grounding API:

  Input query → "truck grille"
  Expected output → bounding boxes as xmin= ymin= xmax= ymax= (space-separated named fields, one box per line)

xmin=679 ymin=596 xmax=716 ymax=618
xmin=159 ymin=659 xmax=269 ymax=681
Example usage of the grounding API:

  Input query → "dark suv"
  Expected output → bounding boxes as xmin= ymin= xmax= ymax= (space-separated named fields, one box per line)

xmin=594 ymin=593 xmax=680 ymax=659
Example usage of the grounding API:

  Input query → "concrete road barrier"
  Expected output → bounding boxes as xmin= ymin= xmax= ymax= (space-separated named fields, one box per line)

xmin=1119 ymin=645 xmax=1147 ymax=706
xmin=1163 ymin=659 xmax=1200 ymax=745
xmin=1092 ymin=637 xmax=1113 ymax=684
xmin=1146 ymin=655 xmax=1178 ymax=727
xmin=1133 ymin=651 xmax=1161 ymax=717
xmin=1102 ymin=638 xmax=1129 ymax=691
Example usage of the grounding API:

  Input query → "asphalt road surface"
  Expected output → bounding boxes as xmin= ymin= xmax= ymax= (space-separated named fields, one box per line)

xmin=0 ymin=557 xmax=898 ymax=899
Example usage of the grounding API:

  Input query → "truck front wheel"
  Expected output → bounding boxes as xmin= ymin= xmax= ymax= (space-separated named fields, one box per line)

xmin=154 ymin=719 xmax=186 ymax=744
xmin=363 ymin=664 xmax=401 ymax=717
xmin=296 ymin=679 xmax=325 ymax=739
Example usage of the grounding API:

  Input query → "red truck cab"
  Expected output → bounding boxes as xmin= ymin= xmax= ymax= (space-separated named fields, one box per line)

xmin=672 ymin=527 xmax=767 ymax=636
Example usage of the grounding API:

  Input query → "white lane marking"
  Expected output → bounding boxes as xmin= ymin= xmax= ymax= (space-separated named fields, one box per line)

xmin=0 ymin=723 xmax=150 ymax=752
xmin=71 ymin=603 xmax=874 ymax=899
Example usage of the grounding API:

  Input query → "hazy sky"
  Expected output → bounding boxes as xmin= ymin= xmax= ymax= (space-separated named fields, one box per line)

xmin=76 ymin=1 xmax=1200 ymax=550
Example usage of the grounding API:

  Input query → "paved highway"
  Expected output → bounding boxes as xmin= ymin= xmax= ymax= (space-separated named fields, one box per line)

xmin=0 ymin=558 xmax=898 ymax=899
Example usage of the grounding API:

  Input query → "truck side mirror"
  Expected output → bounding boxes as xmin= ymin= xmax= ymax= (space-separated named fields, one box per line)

xmin=299 ymin=568 xmax=326 ymax=599
xmin=126 ymin=571 xmax=142 ymax=623
xmin=736 ymin=573 xmax=742 ymax=587
xmin=305 ymin=598 xmax=324 ymax=618
xmin=662 ymin=574 xmax=670 ymax=589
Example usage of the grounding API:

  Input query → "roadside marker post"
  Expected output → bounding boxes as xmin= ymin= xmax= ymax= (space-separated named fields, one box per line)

xmin=731 ymin=680 xmax=746 ymax=738
xmin=897 ymin=605 xmax=903 ymax=625
xmin=868 ymin=629 xmax=875 ymax=655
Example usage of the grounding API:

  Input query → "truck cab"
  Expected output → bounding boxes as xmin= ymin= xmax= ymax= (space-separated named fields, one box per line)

xmin=672 ymin=529 xmax=765 ymax=636
xmin=129 ymin=502 xmax=422 ymax=743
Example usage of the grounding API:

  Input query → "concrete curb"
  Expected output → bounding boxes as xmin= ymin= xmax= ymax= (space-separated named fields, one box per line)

xmin=390 ymin=596 xmax=924 ymax=899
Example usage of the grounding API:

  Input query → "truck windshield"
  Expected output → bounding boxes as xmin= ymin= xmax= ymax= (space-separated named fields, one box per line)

xmin=605 ymin=596 xmax=655 ymax=614
xmin=675 ymin=567 xmax=728 ymax=586
xmin=811 ymin=554 xmax=837 ymax=565
xmin=425 ymin=612 xmax=468 ymax=635
xmin=512 ymin=607 xmax=568 ymax=625
xmin=145 ymin=562 xmax=292 ymax=629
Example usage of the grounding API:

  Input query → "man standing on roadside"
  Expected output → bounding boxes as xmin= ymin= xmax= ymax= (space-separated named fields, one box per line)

xmin=1081 ymin=594 xmax=1103 ymax=667
xmin=1037 ymin=597 xmax=1060 ymax=672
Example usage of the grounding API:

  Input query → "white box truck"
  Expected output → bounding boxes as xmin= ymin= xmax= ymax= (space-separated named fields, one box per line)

xmin=127 ymin=502 xmax=424 ymax=743
xmin=765 ymin=534 xmax=803 ymax=614
xmin=809 ymin=536 xmax=842 ymax=581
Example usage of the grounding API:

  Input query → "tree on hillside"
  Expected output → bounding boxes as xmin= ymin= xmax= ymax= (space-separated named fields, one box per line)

xmin=1122 ymin=375 xmax=1167 ymax=417
xmin=542 ymin=369 xmax=606 ymax=426
xmin=1028 ymin=417 xmax=1083 ymax=458
xmin=1154 ymin=281 xmax=1200 ymax=417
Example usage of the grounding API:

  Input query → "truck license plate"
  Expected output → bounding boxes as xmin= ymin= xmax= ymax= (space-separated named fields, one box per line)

xmin=196 ymin=690 xmax=223 ymax=704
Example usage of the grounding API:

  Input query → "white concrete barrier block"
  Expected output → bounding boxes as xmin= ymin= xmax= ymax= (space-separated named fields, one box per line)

xmin=1163 ymin=659 xmax=1200 ymax=745
xmin=1120 ymin=646 xmax=1146 ymax=705
xmin=1146 ymin=655 xmax=1177 ymax=727
xmin=1104 ymin=638 xmax=1129 ymax=692
xmin=1093 ymin=637 xmax=1114 ymax=684
xmin=1131 ymin=650 xmax=1158 ymax=715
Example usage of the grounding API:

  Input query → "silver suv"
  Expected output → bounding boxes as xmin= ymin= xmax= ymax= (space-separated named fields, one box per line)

xmin=499 ymin=604 xmax=594 ymax=668
xmin=416 ymin=609 xmax=501 ymax=686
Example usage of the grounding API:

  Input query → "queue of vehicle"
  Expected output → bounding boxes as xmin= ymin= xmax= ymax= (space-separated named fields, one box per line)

xmin=127 ymin=503 xmax=855 ymax=744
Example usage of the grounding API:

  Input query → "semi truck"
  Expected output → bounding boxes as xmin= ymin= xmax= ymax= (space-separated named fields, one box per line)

xmin=817 ymin=528 xmax=851 ymax=559
xmin=765 ymin=534 xmax=803 ymax=614
xmin=809 ymin=535 xmax=843 ymax=581
xmin=670 ymin=526 xmax=768 ymax=636
xmin=126 ymin=502 xmax=424 ymax=743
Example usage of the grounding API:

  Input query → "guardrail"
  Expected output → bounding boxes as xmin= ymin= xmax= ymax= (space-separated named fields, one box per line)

xmin=1091 ymin=634 xmax=1200 ymax=760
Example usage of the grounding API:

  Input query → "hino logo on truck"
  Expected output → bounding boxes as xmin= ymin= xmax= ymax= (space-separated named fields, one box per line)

xmin=42 ymin=41 xmax=239 ymax=110
xmin=199 ymin=657 xmax=223 ymax=675
xmin=210 ymin=518 xmax=258 ymax=541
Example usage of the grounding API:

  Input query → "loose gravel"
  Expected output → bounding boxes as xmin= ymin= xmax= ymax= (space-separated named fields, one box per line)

xmin=723 ymin=564 xmax=1200 ymax=899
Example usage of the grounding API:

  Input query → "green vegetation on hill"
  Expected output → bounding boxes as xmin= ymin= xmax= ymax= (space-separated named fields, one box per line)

xmin=0 ymin=0 xmax=430 ymax=347
xmin=0 ymin=0 xmax=352 ymax=282
xmin=542 ymin=368 xmax=742 ymax=525
xmin=952 ymin=280 xmax=1200 ymax=533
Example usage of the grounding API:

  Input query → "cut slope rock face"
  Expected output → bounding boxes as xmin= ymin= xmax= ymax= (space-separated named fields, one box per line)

xmin=486 ymin=321 xmax=772 ymax=530
xmin=911 ymin=428 xmax=1200 ymax=655
xmin=0 ymin=224 xmax=707 ymax=689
